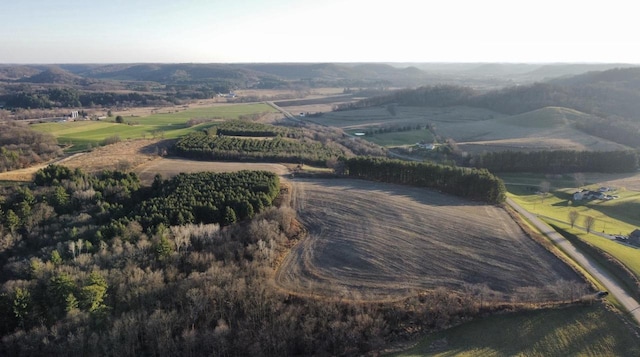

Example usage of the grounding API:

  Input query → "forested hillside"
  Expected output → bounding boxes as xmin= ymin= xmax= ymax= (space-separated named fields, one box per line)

xmin=335 ymin=69 xmax=640 ymax=121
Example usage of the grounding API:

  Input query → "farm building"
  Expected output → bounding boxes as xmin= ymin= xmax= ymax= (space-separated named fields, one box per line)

xmin=573 ymin=190 xmax=589 ymax=201
xmin=573 ymin=189 xmax=612 ymax=201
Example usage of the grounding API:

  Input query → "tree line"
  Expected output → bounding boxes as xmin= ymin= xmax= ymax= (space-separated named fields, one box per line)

xmin=472 ymin=150 xmax=639 ymax=173
xmin=174 ymin=131 xmax=343 ymax=166
xmin=343 ymin=157 xmax=506 ymax=204
xmin=0 ymin=89 xmax=177 ymax=109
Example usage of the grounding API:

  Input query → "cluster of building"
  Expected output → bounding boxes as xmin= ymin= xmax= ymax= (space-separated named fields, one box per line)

xmin=572 ymin=187 xmax=618 ymax=201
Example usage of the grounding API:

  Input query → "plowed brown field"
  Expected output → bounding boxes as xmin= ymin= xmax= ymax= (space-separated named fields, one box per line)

xmin=276 ymin=179 xmax=581 ymax=300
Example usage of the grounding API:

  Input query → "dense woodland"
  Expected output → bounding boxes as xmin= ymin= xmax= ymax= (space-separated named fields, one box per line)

xmin=344 ymin=157 xmax=506 ymax=204
xmin=0 ymin=88 xmax=178 ymax=110
xmin=0 ymin=164 xmax=518 ymax=356
xmin=0 ymin=121 xmax=62 ymax=172
xmin=472 ymin=150 xmax=639 ymax=173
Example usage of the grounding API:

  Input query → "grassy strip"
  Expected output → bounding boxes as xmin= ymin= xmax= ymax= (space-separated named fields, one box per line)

xmin=390 ymin=304 xmax=640 ymax=357
xmin=550 ymin=224 xmax=640 ymax=301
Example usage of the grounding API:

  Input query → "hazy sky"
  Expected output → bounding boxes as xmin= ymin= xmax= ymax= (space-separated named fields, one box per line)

xmin=2 ymin=0 xmax=638 ymax=64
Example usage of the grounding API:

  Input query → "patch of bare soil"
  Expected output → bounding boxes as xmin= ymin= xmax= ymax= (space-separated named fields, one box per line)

xmin=275 ymin=179 xmax=581 ymax=301
xmin=134 ymin=157 xmax=290 ymax=185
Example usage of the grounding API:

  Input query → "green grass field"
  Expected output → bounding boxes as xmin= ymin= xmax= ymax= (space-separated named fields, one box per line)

xmin=393 ymin=304 xmax=640 ymax=356
xmin=504 ymin=173 xmax=640 ymax=281
xmin=346 ymin=129 xmax=434 ymax=147
xmin=31 ymin=103 xmax=277 ymax=151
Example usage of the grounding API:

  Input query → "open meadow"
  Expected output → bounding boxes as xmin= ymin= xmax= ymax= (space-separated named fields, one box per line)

xmin=30 ymin=103 xmax=278 ymax=151
xmin=275 ymin=178 xmax=582 ymax=301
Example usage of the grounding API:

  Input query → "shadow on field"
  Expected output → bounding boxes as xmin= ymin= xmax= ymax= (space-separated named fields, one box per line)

xmin=292 ymin=177 xmax=482 ymax=207
xmin=138 ymin=139 xmax=177 ymax=155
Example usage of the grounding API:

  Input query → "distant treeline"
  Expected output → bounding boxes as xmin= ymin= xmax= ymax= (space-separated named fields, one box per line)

xmin=360 ymin=123 xmax=428 ymax=136
xmin=0 ymin=88 xmax=175 ymax=109
xmin=472 ymin=150 xmax=639 ymax=173
xmin=332 ymin=81 xmax=640 ymax=119
xmin=175 ymin=131 xmax=343 ymax=166
xmin=344 ymin=157 xmax=506 ymax=204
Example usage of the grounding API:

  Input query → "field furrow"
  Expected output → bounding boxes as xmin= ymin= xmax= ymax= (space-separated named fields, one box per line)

xmin=275 ymin=179 xmax=581 ymax=300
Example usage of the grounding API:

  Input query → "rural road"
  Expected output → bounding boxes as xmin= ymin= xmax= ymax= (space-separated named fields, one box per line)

xmin=507 ymin=198 xmax=640 ymax=324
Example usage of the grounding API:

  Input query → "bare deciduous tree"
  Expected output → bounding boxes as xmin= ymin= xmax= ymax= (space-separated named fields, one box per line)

xmin=584 ymin=216 xmax=596 ymax=233
xmin=569 ymin=210 xmax=579 ymax=228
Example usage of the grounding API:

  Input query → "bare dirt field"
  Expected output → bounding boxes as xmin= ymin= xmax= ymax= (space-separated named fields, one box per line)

xmin=275 ymin=179 xmax=581 ymax=301
xmin=0 ymin=138 xmax=290 ymax=184
xmin=134 ymin=157 xmax=290 ymax=185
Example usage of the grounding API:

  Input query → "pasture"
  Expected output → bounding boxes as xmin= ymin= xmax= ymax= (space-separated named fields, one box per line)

xmin=393 ymin=304 xmax=640 ymax=356
xmin=30 ymin=103 xmax=277 ymax=151
xmin=275 ymin=178 xmax=581 ymax=301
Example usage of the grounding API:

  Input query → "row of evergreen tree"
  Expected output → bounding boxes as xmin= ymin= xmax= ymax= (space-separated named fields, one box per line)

xmin=472 ymin=150 xmax=639 ymax=173
xmin=174 ymin=131 xmax=343 ymax=166
xmin=343 ymin=157 xmax=506 ymax=204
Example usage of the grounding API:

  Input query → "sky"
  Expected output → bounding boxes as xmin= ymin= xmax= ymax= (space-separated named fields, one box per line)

xmin=2 ymin=0 xmax=639 ymax=64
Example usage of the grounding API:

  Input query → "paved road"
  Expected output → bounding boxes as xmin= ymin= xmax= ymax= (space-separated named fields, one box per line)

xmin=507 ymin=198 xmax=640 ymax=324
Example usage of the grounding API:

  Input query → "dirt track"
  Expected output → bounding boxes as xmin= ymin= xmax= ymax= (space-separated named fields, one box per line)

xmin=276 ymin=179 xmax=581 ymax=300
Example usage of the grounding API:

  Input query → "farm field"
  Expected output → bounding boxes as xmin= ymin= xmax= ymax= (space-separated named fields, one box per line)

xmin=275 ymin=178 xmax=582 ymax=301
xmin=392 ymin=304 xmax=640 ymax=356
xmin=438 ymin=107 xmax=629 ymax=153
xmin=346 ymin=128 xmax=434 ymax=147
xmin=311 ymin=106 xmax=500 ymax=130
xmin=311 ymin=106 xmax=629 ymax=152
xmin=30 ymin=103 xmax=278 ymax=151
